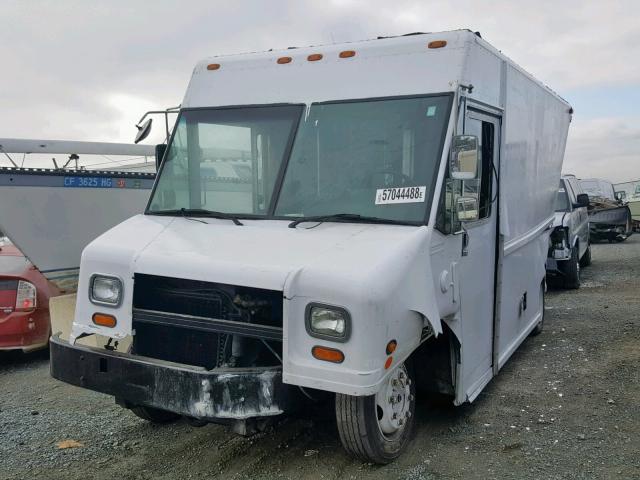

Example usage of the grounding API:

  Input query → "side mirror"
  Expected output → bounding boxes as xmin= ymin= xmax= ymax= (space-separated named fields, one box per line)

xmin=456 ymin=196 xmax=479 ymax=222
xmin=574 ymin=193 xmax=589 ymax=208
xmin=135 ymin=118 xmax=153 ymax=144
xmin=450 ymin=135 xmax=479 ymax=180
xmin=155 ymin=144 xmax=167 ymax=170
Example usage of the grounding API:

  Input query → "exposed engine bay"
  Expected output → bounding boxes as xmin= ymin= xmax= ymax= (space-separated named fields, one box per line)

xmin=132 ymin=274 xmax=283 ymax=370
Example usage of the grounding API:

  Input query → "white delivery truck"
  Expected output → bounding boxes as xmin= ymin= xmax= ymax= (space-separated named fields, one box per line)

xmin=50 ymin=30 xmax=572 ymax=463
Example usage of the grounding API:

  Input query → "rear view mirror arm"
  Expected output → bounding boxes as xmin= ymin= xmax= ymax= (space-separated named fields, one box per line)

xmin=135 ymin=106 xmax=181 ymax=144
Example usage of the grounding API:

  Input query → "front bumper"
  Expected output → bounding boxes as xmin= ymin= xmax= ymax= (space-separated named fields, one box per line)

xmin=50 ymin=335 xmax=291 ymax=420
xmin=552 ymin=246 xmax=571 ymax=260
xmin=591 ymin=224 xmax=623 ymax=234
xmin=590 ymin=224 xmax=630 ymax=241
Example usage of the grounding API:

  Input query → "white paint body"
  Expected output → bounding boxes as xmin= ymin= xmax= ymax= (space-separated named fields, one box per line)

xmin=70 ymin=31 xmax=571 ymax=402
xmin=550 ymin=176 xmax=589 ymax=261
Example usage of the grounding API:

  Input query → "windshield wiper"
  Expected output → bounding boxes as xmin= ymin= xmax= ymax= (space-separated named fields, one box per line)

xmin=149 ymin=208 xmax=244 ymax=226
xmin=288 ymin=213 xmax=406 ymax=229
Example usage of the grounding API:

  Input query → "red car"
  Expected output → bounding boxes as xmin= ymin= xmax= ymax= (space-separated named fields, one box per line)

xmin=0 ymin=239 xmax=60 ymax=352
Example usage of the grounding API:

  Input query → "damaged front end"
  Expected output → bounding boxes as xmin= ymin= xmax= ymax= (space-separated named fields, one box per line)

xmin=50 ymin=335 xmax=291 ymax=422
xmin=588 ymin=205 xmax=633 ymax=242
xmin=546 ymin=227 xmax=571 ymax=274
xmin=50 ymin=274 xmax=298 ymax=428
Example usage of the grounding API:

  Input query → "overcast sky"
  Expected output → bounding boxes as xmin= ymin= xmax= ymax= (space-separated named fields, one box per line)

xmin=1 ymin=0 xmax=638 ymax=183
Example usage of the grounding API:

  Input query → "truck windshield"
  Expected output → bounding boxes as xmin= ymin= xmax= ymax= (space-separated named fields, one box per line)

xmin=148 ymin=95 xmax=451 ymax=224
xmin=275 ymin=95 xmax=451 ymax=223
xmin=148 ymin=105 xmax=303 ymax=215
xmin=580 ymin=179 xmax=615 ymax=201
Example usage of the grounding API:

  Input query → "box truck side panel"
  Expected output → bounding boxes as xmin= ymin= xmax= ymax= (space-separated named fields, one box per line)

xmin=460 ymin=37 xmax=503 ymax=109
xmin=496 ymin=61 xmax=571 ymax=369
xmin=500 ymin=64 xmax=570 ymax=245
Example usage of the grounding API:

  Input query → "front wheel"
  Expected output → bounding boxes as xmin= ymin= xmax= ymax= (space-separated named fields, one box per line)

xmin=560 ymin=246 xmax=580 ymax=289
xmin=579 ymin=244 xmax=592 ymax=267
xmin=130 ymin=405 xmax=181 ymax=424
xmin=336 ymin=362 xmax=415 ymax=464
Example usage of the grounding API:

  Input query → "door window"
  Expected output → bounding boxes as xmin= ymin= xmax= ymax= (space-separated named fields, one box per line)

xmin=464 ymin=117 xmax=494 ymax=220
xmin=435 ymin=113 xmax=497 ymax=234
xmin=563 ymin=179 xmax=577 ymax=205
xmin=555 ymin=181 xmax=571 ymax=212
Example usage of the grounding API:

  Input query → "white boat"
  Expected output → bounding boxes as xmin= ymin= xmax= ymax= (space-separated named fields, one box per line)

xmin=0 ymin=139 xmax=157 ymax=290
xmin=613 ymin=178 xmax=640 ymax=202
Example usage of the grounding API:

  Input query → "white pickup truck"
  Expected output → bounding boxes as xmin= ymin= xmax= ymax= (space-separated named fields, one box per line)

xmin=546 ymin=175 xmax=591 ymax=288
xmin=49 ymin=30 xmax=571 ymax=463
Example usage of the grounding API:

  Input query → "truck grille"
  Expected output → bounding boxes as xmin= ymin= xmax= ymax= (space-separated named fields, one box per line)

xmin=131 ymin=274 xmax=283 ymax=369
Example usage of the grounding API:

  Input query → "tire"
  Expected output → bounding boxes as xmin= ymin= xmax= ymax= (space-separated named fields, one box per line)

xmin=560 ymin=246 xmax=580 ymax=289
xmin=579 ymin=244 xmax=592 ymax=267
xmin=336 ymin=362 xmax=415 ymax=464
xmin=530 ymin=283 xmax=545 ymax=336
xmin=185 ymin=416 xmax=208 ymax=427
xmin=130 ymin=406 xmax=181 ymax=424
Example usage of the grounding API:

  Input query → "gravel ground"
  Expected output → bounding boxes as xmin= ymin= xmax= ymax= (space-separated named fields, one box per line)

xmin=1 ymin=236 xmax=638 ymax=480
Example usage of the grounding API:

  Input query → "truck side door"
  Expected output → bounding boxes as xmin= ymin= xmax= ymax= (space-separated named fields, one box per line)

xmin=455 ymin=109 xmax=500 ymax=401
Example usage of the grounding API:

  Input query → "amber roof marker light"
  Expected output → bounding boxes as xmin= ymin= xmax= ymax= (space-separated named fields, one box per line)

xmin=428 ymin=40 xmax=447 ymax=49
xmin=206 ymin=63 xmax=221 ymax=71
xmin=277 ymin=56 xmax=292 ymax=64
xmin=339 ymin=50 xmax=356 ymax=58
xmin=307 ymin=53 xmax=323 ymax=62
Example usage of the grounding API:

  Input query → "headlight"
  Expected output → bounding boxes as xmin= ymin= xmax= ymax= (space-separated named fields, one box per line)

xmin=89 ymin=274 xmax=123 ymax=307
xmin=306 ymin=304 xmax=350 ymax=342
xmin=551 ymin=228 xmax=567 ymax=249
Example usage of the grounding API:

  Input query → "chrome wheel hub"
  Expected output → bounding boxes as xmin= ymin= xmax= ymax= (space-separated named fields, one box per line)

xmin=375 ymin=364 xmax=412 ymax=436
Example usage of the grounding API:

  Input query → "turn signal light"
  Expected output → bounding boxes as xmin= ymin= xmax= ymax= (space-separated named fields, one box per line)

xmin=339 ymin=50 xmax=356 ymax=58
xmin=92 ymin=313 xmax=117 ymax=328
xmin=384 ymin=356 xmax=393 ymax=369
xmin=386 ymin=340 xmax=397 ymax=355
xmin=277 ymin=56 xmax=292 ymax=64
xmin=312 ymin=346 xmax=345 ymax=363
xmin=206 ymin=63 xmax=221 ymax=71
xmin=428 ymin=40 xmax=447 ymax=49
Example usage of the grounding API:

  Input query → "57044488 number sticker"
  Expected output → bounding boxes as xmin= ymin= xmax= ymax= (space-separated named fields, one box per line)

xmin=375 ymin=186 xmax=427 ymax=205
